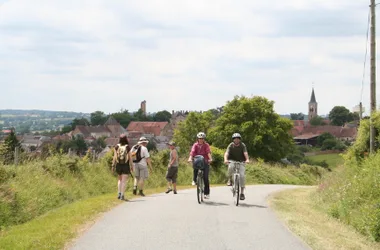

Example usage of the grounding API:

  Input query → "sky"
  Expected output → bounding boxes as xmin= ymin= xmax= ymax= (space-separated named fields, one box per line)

xmin=0 ymin=0 xmax=375 ymax=115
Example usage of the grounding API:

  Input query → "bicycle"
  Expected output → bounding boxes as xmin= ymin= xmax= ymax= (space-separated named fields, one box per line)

xmin=229 ymin=160 xmax=244 ymax=206
xmin=196 ymin=168 xmax=204 ymax=204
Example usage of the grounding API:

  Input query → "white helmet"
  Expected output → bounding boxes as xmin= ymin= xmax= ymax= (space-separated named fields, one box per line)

xmin=232 ymin=133 xmax=241 ymax=139
xmin=197 ymin=132 xmax=206 ymax=139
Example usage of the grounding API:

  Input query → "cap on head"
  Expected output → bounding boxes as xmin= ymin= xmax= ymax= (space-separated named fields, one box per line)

xmin=138 ymin=136 xmax=149 ymax=144
xmin=167 ymin=141 xmax=176 ymax=146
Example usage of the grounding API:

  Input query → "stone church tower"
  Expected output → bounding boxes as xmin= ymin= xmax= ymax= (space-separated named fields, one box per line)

xmin=308 ymin=88 xmax=318 ymax=121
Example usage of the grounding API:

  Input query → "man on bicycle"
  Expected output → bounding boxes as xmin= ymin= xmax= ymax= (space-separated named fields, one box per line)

xmin=224 ymin=133 xmax=249 ymax=200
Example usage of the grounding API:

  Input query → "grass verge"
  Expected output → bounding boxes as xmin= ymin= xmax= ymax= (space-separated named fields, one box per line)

xmin=306 ymin=153 xmax=343 ymax=168
xmin=0 ymin=185 xmax=194 ymax=250
xmin=268 ymin=187 xmax=380 ymax=250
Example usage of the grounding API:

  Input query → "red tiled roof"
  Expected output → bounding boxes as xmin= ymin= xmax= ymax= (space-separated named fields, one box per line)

xmin=291 ymin=125 xmax=357 ymax=139
xmin=127 ymin=122 xmax=168 ymax=136
xmin=105 ymin=138 xmax=120 ymax=147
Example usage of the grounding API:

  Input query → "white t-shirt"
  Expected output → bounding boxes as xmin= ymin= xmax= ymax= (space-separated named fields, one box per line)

xmin=137 ymin=145 xmax=150 ymax=167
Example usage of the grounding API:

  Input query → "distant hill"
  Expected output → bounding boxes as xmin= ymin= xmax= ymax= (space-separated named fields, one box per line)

xmin=0 ymin=109 xmax=90 ymax=117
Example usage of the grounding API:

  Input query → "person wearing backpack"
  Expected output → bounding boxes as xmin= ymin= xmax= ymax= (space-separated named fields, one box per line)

xmin=131 ymin=137 xmax=153 ymax=196
xmin=112 ymin=134 xmax=133 ymax=200
xmin=187 ymin=132 xmax=213 ymax=199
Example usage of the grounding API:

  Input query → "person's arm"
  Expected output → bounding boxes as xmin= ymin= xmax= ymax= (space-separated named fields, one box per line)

xmin=128 ymin=151 xmax=134 ymax=171
xmin=242 ymin=143 xmax=249 ymax=163
xmin=188 ymin=144 xmax=196 ymax=162
xmin=146 ymin=157 xmax=153 ymax=172
xmin=224 ymin=144 xmax=231 ymax=164
xmin=206 ymin=144 xmax=212 ymax=162
xmin=144 ymin=148 xmax=153 ymax=172
xmin=168 ymin=150 xmax=177 ymax=168
xmin=111 ymin=147 xmax=117 ymax=171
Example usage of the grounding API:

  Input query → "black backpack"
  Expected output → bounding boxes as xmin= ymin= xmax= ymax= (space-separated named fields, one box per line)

xmin=131 ymin=145 xmax=143 ymax=163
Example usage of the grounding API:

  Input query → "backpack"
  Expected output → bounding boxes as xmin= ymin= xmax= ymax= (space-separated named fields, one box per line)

xmin=116 ymin=144 xmax=129 ymax=164
xmin=131 ymin=144 xmax=143 ymax=163
xmin=193 ymin=155 xmax=205 ymax=170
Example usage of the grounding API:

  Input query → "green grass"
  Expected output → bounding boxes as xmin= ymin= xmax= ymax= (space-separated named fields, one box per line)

xmin=307 ymin=153 xmax=344 ymax=168
xmin=269 ymin=188 xmax=380 ymax=250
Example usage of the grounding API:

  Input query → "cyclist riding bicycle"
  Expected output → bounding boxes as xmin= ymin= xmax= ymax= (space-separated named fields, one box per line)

xmin=224 ymin=133 xmax=249 ymax=200
xmin=188 ymin=132 xmax=212 ymax=199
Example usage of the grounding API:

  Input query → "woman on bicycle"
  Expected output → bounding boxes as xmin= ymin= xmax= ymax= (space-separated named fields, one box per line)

xmin=188 ymin=132 xmax=213 ymax=199
xmin=224 ymin=133 xmax=249 ymax=200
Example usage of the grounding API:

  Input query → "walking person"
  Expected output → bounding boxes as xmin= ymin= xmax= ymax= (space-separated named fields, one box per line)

xmin=165 ymin=141 xmax=178 ymax=194
xmin=131 ymin=137 xmax=153 ymax=197
xmin=112 ymin=134 xmax=133 ymax=200
xmin=188 ymin=132 xmax=213 ymax=199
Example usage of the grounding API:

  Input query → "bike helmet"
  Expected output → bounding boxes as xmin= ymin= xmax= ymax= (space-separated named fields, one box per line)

xmin=232 ymin=133 xmax=241 ymax=140
xmin=197 ymin=132 xmax=206 ymax=139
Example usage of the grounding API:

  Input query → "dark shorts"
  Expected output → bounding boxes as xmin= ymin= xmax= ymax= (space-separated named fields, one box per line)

xmin=166 ymin=167 xmax=178 ymax=183
xmin=116 ymin=163 xmax=131 ymax=175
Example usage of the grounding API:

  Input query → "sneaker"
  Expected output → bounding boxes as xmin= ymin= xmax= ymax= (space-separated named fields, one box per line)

xmin=240 ymin=194 xmax=245 ymax=200
xmin=192 ymin=181 xmax=196 ymax=186
xmin=120 ymin=195 xmax=125 ymax=200
xmin=133 ymin=188 xmax=137 ymax=195
xmin=204 ymin=195 xmax=210 ymax=199
xmin=227 ymin=180 xmax=232 ymax=186
xmin=117 ymin=193 xmax=121 ymax=199
xmin=174 ymin=190 xmax=177 ymax=194
xmin=165 ymin=188 xmax=172 ymax=194
xmin=139 ymin=190 xmax=145 ymax=197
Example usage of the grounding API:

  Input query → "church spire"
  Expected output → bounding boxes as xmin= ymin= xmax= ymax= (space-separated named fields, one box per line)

xmin=310 ymin=87 xmax=316 ymax=103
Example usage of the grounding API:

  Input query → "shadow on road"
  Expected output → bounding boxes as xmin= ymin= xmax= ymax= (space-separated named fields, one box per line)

xmin=203 ymin=201 xmax=229 ymax=206
xmin=238 ymin=203 xmax=267 ymax=208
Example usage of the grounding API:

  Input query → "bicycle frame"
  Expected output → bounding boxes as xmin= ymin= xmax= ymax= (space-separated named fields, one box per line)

xmin=196 ymin=169 xmax=204 ymax=204
xmin=229 ymin=161 xmax=244 ymax=206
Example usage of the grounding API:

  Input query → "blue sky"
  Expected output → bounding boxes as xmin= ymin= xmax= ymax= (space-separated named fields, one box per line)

xmin=0 ymin=0 xmax=374 ymax=115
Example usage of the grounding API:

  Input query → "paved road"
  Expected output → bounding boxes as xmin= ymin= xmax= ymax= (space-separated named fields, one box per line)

xmin=70 ymin=185 xmax=310 ymax=250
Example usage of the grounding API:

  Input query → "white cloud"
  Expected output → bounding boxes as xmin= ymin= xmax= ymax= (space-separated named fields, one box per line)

xmin=0 ymin=0 xmax=375 ymax=116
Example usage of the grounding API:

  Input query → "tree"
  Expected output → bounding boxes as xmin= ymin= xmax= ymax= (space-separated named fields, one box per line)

xmin=317 ymin=132 xmax=335 ymax=146
xmin=173 ymin=111 xmax=215 ymax=153
xmin=208 ymin=96 xmax=294 ymax=162
xmin=70 ymin=118 xmax=90 ymax=130
xmin=329 ymin=106 xmax=358 ymax=126
xmin=0 ymin=130 xmax=21 ymax=164
xmin=290 ymin=113 xmax=304 ymax=120
xmin=61 ymin=125 xmax=72 ymax=134
xmin=110 ymin=110 xmax=133 ymax=127
xmin=153 ymin=110 xmax=172 ymax=122
xmin=90 ymin=111 xmax=107 ymax=126
xmin=309 ymin=116 xmax=325 ymax=126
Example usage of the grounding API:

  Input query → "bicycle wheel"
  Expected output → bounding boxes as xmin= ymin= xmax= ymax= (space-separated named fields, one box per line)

xmin=197 ymin=172 xmax=202 ymax=204
xmin=200 ymin=176 xmax=204 ymax=202
xmin=234 ymin=174 xmax=240 ymax=206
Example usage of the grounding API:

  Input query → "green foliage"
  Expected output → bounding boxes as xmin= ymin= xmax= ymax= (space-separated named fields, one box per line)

xmin=0 ymin=130 xmax=20 ymax=165
xmin=153 ymin=110 xmax=172 ymax=122
xmin=317 ymin=132 xmax=335 ymax=146
xmin=70 ymin=118 xmax=90 ymax=130
xmin=173 ymin=111 xmax=214 ymax=153
xmin=309 ymin=116 xmax=325 ymax=126
xmin=290 ymin=113 xmax=305 ymax=120
xmin=61 ymin=125 xmax=72 ymax=134
xmin=318 ymin=153 xmax=380 ymax=241
xmin=0 ymin=154 xmax=115 ymax=228
xmin=108 ymin=110 xmax=134 ymax=127
xmin=329 ymin=106 xmax=358 ymax=126
xmin=90 ymin=111 xmax=107 ymax=126
xmin=208 ymin=95 xmax=294 ymax=162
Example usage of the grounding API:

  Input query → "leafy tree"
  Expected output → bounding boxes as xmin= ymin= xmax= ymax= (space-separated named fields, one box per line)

xmin=61 ymin=125 xmax=72 ymax=134
xmin=153 ymin=110 xmax=172 ymax=122
xmin=133 ymin=109 xmax=153 ymax=121
xmin=173 ymin=111 xmax=215 ymax=153
xmin=317 ymin=132 xmax=335 ymax=146
xmin=0 ymin=130 xmax=21 ymax=164
xmin=110 ymin=111 xmax=133 ymax=128
xmin=290 ymin=113 xmax=305 ymax=120
xmin=309 ymin=116 xmax=325 ymax=126
xmin=70 ymin=118 xmax=90 ymax=130
xmin=329 ymin=106 xmax=358 ymax=126
xmin=208 ymin=96 xmax=294 ymax=162
xmin=90 ymin=111 xmax=107 ymax=126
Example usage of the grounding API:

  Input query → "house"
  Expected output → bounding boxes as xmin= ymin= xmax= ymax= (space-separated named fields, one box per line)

xmin=71 ymin=116 xmax=127 ymax=140
xmin=127 ymin=121 xmax=173 ymax=137
xmin=20 ymin=134 xmax=52 ymax=152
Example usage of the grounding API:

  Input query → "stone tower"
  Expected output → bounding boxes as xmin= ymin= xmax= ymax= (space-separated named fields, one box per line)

xmin=308 ymin=88 xmax=318 ymax=121
xmin=140 ymin=100 xmax=146 ymax=116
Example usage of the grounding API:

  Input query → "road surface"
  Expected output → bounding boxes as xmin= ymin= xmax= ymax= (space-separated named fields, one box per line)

xmin=70 ymin=185 xmax=311 ymax=250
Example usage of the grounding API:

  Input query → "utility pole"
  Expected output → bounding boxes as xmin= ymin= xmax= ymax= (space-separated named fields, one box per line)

xmin=370 ymin=0 xmax=377 ymax=153
xmin=360 ymin=102 xmax=363 ymax=120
